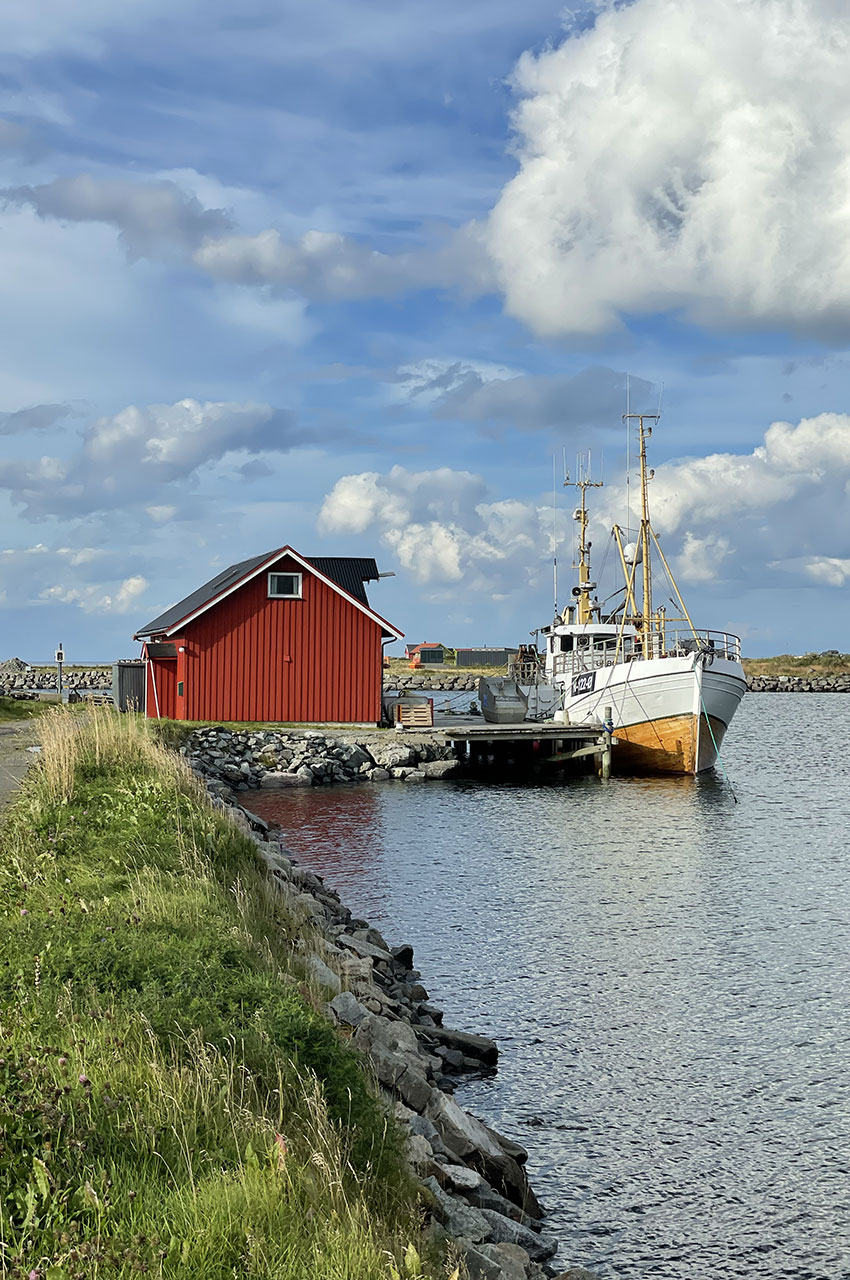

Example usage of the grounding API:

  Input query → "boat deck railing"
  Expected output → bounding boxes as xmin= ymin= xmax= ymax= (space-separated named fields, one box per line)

xmin=551 ymin=628 xmax=741 ymax=677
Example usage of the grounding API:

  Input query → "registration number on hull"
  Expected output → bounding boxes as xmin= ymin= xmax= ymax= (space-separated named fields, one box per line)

xmin=571 ymin=670 xmax=596 ymax=696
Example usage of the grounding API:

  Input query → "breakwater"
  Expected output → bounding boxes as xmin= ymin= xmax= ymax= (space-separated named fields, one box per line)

xmin=394 ymin=672 xmax=850 ymax=694
xmin=0 ymin=664 xmax=112 ymax=693
xmin=182 ymin=725 xmax=461 ymax=791
xmin=210 ymin=785 xmax=577 ymax=1280
xmin=747 ymin=673 xmax=850 ymax=692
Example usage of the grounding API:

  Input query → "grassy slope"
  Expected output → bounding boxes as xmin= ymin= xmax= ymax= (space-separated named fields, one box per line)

xmin=743 ymin=653 xmax=850 ymax=677
xmin=0 ymin=696 xmax=53 ymax=723
xmin=0 ymin=709 xmax=448 ymax=1280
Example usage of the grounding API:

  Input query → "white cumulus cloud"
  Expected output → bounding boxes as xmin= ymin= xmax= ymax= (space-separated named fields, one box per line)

xmin=0 ymin=398 xmax=301 ymax=519
xmin=487 ymin=0 xmax=850 ymax=337
xmin=318 ymin=412 xmax=850 ymax=604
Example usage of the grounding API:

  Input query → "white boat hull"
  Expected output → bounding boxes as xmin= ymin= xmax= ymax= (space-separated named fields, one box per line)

xmin=553 ymin=654 xmax=746 ymax=775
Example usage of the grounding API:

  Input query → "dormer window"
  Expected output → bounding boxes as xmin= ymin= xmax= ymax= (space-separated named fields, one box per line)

xmin=268 ymin=572 xmax=302 ymax=599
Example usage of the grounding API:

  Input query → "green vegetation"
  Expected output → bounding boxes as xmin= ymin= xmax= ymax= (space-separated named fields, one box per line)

xmin=0 ymin=696 xmax=52 ymax=723
xmin=743 ymin=652 xmax=850 ymax=677
xmin=0 ymin=709 xmax=452 ymax=1280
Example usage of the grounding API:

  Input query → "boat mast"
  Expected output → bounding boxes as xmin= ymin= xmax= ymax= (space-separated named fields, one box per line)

xmin=624 ymin=413 xmax=658 ymax=658
xmin=566 ymin=455 xmax=603 ymax=625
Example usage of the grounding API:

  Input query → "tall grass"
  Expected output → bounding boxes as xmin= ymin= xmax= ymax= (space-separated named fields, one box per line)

xmin=0 ymin=707 xmax=451 ymax=1280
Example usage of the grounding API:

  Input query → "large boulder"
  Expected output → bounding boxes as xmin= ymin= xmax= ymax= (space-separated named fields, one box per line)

xmin=260 ymin=771 xmax=311 ymax=788
xmin=421 ymin=1177 xmax=491 ymax=1244
xmin=420 ymin=759 xmax=460 ymax=779
xmin=476 ymin=1208 xmax=557 ymax=1262
xmin=328 ymin=990 xmax=370 ymax=1028
xmin=304 ymin=953 xmax=342 ymax=995
xmin=425 ymin=1093 xmax=543 ymax=1217
xmin=427 ymin=1026 xmax=499 ymax=1066
xmin=371 ymin=743 xmax=415 ymax=770
xmin=354 ymin=1014 xmax=434 ymax=1112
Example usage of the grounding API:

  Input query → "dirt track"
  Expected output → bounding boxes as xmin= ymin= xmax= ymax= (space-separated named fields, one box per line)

xmin=0 ymin=724 xmax=36 ymax=810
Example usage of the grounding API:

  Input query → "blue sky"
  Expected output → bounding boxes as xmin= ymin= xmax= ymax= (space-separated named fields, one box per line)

xmin=2 ymin=0 xmax=850 ymax=660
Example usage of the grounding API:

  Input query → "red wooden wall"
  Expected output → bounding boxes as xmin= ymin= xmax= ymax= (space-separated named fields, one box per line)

xmin=146 ymin=657 xmax=178 ymax=719
xmin=175 ymin=555 xmax=383 ymax=723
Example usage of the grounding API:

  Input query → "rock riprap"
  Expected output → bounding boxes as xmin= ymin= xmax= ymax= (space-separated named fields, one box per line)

xmin=0 ymin=663 xmax=112 ymax=692
xmin=184 ymin=726 xmax=460 ymax=791
xmin=747 ymin=673 xmax=850 ymax=692
xmin=205 ymin=786 xmax=590 ymax=1280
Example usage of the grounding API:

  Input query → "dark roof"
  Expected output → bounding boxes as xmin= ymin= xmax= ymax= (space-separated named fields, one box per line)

xmin=135 ymin=551 xmax=381 ymax=638
xmin=304 ymin=557 xmax=379 ymax=606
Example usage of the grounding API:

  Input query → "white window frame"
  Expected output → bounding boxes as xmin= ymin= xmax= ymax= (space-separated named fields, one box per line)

xmin=268 ymin=571 xmax=303 ymax=599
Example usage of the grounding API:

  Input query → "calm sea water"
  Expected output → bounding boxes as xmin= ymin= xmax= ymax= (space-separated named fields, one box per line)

xmin=249 ymin=695 xmax=850 ymax=1279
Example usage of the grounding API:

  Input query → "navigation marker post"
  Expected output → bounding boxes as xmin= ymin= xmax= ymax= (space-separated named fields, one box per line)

xmin=55 ymin=643 xmax=65 ymax=703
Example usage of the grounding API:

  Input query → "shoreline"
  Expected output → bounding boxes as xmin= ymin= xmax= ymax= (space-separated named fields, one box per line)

xmin=206 ymin=778 xmax=583 ymax=1280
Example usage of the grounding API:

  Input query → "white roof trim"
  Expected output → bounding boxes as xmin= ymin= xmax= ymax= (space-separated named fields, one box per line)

xmin=164 ymin=546 xmax=404 ymax=640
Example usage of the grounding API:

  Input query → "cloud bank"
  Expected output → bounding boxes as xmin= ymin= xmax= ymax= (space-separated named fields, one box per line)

xmin=487 ymin=0 xmax=850 ymax=337
xmin=0 ymin=398 xmax=299 ymax=519
xmin=320 ymin=413 xmax=850 ymax=603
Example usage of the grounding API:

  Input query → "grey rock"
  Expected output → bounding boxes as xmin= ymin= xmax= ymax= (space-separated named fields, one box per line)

xmin=425 ymin=1093 xmax=542 ymax=1218
xmin=420 ymin=758 xmax=459 ymax=778
xmin=465 ymin=1183 xmax=541 ymax=1230
xmin=295 ymin=765 xmax=315 ymax=784
xmin=421 ymin=1177 xmax=491 ymax=1244
xmin=406 ymin=1133 xmax=434 ymax=1168
xmin=550 ymin=1270 xmax=604 ymax=1280
xmin=391 ymin=942 xmax=415 ymax=968
xmin=371 ymin=743 xmax=415 ymax=770
xmin=337 ymin=954 xmax=373 ymax=984
xmin=476 ymin=1209 xmax=557 ymax=1262
xmin=353 ymin=1015 xmax=433 ymax=1111
xmin=477 ymin=1242 xmax=530 ymax=1280
xmin=435 ymin=1162 xmax=482 ymax=1191
xmin=403 ymin=770 xmax=427 ymax=782
xmin=455 ymin=1244 xmax=503 ymax=1280
xmin=368 ymin=767 xmax=390 ymax=782
xmin=427 ymin=1026 xmax=499 ymax=1066
xmin=339 ymin=932 xmax=393 ymax=963
xmin=304 ymin=953 xmax=342 ymax=995
xmin=260 ymin=770 xmax=311 ymax=788
xmin=328 ymin=990 xmax=370 ymax=1028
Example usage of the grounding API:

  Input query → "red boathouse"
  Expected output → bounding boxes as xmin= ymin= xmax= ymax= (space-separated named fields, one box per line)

xmin=133 ymin=547 xmax=403 ymax=724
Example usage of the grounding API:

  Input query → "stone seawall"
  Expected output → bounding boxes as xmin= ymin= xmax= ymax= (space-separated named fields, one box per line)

xmin=184 ymin=725 xmax=461 ymax=792
xmin=0 ymin=666 xmax=112 ymax=692
xmin=747 ymin=674 xmax=850 ymax=692
xmin=394 ymin=671 xmax=850 ymax=695
xmin=205 ymin=783 xmax=584 ymax=1280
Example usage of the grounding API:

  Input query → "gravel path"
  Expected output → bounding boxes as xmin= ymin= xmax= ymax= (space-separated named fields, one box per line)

xmin=0 ymin=723 xmax=36 ymax=809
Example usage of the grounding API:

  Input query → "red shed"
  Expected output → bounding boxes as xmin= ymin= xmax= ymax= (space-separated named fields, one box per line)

xmin=133 ymin=547 xmax=403 ymax=724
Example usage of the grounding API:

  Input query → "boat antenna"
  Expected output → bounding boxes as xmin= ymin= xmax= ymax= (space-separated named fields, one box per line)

xmin=622 ymin=412 xmax=660 ymax=658
xmin=566 ymin=450 xmax=603 ymax=626
xmin=625 ymin=374 xmax=632 ymax=540
xmin=657 ymin=381 xmax=664 ymax=419
xmin=552 ymin=452 xmax=558 ymax=621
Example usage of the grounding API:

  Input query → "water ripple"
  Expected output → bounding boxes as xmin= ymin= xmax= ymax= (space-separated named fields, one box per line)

xmin=249 ymin=695 xmax=850 ymax=1279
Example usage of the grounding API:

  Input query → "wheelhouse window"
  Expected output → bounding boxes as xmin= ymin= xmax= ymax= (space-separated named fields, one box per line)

xmin=268 ymin=571 xmax=302 ymax=599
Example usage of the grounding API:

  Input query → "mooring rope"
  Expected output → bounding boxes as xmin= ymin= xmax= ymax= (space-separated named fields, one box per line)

xmin=700 ymin=691 xmax=738 ymax=803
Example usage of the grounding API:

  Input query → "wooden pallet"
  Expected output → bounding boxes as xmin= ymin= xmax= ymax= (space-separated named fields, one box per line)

xmin=396 ymin=700 xmax=434 ymax=728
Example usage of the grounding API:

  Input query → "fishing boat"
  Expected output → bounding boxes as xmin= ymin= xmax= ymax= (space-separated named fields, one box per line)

xmin=534 ymin=414 xmax=745 ymax=775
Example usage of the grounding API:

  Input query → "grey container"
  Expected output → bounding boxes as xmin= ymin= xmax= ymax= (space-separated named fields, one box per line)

xmin=456 ymin=647 xmax=517 ymax=667
xmin=112 ymin=660 xmax=146 ymax=712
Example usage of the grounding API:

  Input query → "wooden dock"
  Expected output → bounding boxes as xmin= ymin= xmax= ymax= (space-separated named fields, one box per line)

xmin=402 ymin=716 xmax=616 ymax=777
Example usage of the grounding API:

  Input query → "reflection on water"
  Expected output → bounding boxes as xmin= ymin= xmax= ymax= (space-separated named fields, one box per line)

xmin=249 ymin=696 xmax=850 ymax=1279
